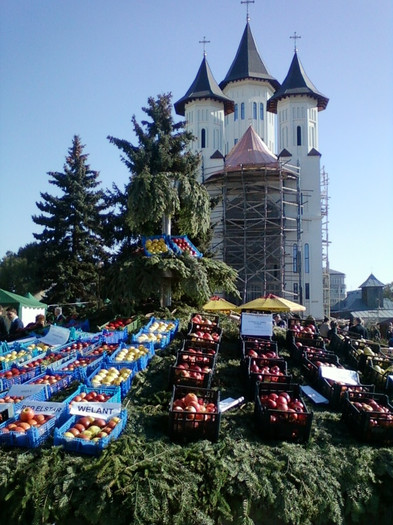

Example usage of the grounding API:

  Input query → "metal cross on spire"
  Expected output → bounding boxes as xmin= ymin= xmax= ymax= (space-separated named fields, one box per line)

xmin=199 ymin=36 xmax=211 ymax=56
xmin=290 ymin=31 xmax=301 ymax=52
xmin=241 ymin=0 xmax=255 ymax=22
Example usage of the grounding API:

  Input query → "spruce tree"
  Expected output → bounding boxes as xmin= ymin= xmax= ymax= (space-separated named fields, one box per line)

xmin=32 ymin=136 xmax=108 ymax=304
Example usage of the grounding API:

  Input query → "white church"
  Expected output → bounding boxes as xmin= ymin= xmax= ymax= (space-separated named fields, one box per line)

xmin=174 ymin=13 xmax=329 ymax=318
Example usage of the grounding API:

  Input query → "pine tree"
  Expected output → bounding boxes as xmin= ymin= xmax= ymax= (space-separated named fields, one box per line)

xmin=32 ymin=136 xmax=108 ymax=304
xmin=106 ymin=93 xmax=239 ymax=309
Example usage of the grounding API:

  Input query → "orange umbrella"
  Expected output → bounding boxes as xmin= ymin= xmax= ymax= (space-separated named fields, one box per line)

xmin=238 ymin=293 xmax=306 ymax=313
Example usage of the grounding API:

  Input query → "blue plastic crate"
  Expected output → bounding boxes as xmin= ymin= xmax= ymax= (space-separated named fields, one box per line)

xmin=53 ymin=409 xmax=128 ymax=455
xmin=0 ymin=368 xmax=38 ymax=391
xmin=168 ymin=235 xmax=203 ymax=257
xmin=108 ymin=342 xmax=154 ymax=372
xmin=86 ymin=364 xmax=134 ymax=400
xmin=0 ymin=385 xmax=47 ymax=413
xmin=25 ymin=370 xmax=78 ymax=400
xmin=142 ymin=235 xmax=174 ymax=257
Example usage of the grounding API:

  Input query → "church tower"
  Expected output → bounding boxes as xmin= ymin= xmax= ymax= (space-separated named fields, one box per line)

xmin=268 ymin=42 xmax=329 ymax=317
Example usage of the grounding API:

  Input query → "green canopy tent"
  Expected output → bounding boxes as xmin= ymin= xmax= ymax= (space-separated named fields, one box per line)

xmin=0 ymin=289 xmax=47 ymax=326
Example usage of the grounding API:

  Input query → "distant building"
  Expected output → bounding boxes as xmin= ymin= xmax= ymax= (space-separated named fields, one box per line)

xmin=331 ymin=273 xmax=393 ymax=325
xmin=329 ymin=269 xmax=346 ymax=308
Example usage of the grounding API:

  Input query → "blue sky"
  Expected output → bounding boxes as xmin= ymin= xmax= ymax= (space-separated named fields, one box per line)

xmin=1 ymin=0 xmax=392 ymax=293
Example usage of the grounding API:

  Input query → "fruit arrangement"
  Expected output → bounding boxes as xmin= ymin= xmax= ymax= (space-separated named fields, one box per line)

xmin=90 ymin=367 xmax=132 ymax=387
xmin=249 ymin=358 xmax=288 ymax=380
xmin=88 ymin=343 xmax=119 ymax=356
xmin=144 ymin=236 xmax=170 ymax=255
xmin=171 ymin=236 xmax=200 ymax=257
xmin=190 ymin=313 xmax=218 ymax=327
xmin=0 ymin=407 xmax=53 ymax=434
xmin=246 ymin=348 xmax=279 ymax=359
xmin=24 ymin=342 xmax=51 ymax=353
xmin=177 ymin=348 xmax=216 ymax=366
xmin=0 ymin=367 xmax=23 ymax=379
xmin=67 ymin=390 xmax=113 ymax=405
xmin=147 ymin=320 xmax=177 ymax=334
xmin=135 ymin=331 xmax=166 ymax=345
xmin=0 ymin=394 xmax=26 ymax=404
xmin=30 ymin=373 xmax=68 ymax=386
xmin=188 ymin=328 xmax=221 ymax=343
xmin=0 ymin=348 xmax=33 ymax=367
xmin=62 ymin=415 xmax=122 ymax=441
xmin=171 ymin=362 xmax=213 ymax=388
xmin=104 ymin=317 xmax=134 ymax=331
xmin=58 ymin=356 xmax=100 ymax=373
xmin=258 ymin=391 xmax=308 ymax=419
xmin=60 ymin=341 xmax=92 ymax=353
xmin=112 ymin=344 xmax=150 ymax=363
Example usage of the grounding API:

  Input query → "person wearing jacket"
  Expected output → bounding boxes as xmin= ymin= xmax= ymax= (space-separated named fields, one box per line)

xmin=6 ymin=307 xmax=24 ymax=341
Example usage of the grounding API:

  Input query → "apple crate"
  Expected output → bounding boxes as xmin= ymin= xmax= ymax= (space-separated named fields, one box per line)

xmin=169 ymin=235 xmax=203 ymax=258
xmin=0 ymin=386 xmax=47 ymax=413
xmin=0 ymin=415 xmax=57 ymax=448
xmin=0 ymin=368 xmax=36 ymax=391
xmin=86 ymin=364 xmax=135 ymax=400
xmin=242 ymin=339 xmax=279 ymax=361
xmin=168 ymin=352 xmax=215 ymax=390
xmin=190 ymin=312 xmax=220 ymax=327
xmin=247 ymin=357 xmax=290 ymax=400
xmin=302 ymin=354 xmax=342 ymax=384
xmin=341 ymin=391 xmax=393 ymax=444
xmin=53 ymin=408 xmax=128 ymax=456
xmin=168 ymin=385 xmax=221 ymax=442
xmin=295 ymin=333 xmax=326 ymax=350
xmin=254 ymin=382 xmax=313 ymax=443
xmin=182 ymin=338 xmax=219 ymax=356
xmin=187 ymin=326 xmax=222 ymax=345
xmin=107 ymin=341 xmax=155 ymax=372
xmin=318 ymin=377 xmax=375 ymax=409
xmin=85 ymin=341 xmax=120 ymax=357
xmin=292 ymin=345 xmax=334 ymax=365
xmin=25 ymin=370 xmax=78 ymax=400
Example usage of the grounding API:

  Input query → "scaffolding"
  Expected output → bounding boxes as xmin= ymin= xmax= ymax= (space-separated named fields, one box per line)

xmin=205 ymin=161 xmax=302 ymax=303
xmin=321 ymin=166 xmax=330 ymax=317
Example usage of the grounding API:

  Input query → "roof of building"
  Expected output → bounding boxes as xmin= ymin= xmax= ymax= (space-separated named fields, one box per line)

xmin=225 ymin=125 xmax=278 ymax=170
xmin=219 ymin=22 xmax=280 ymax=91
xmin=329 ymin=269 xmax=346 ymax=276
xmin=174 ymin=55 xmax=234 ymax=116
xmin=359 ymin=273 xmax=385 ymax=288
xmin=267 ymin=52 xmax=329 ymax=114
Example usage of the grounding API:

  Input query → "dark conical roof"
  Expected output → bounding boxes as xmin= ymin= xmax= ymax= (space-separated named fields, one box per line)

xmin=219 ymin=22 xmax=280 ymax=91
xmin=174 ymin=55 xmax=234 ymax=116
xmin=359 ymin=274 xmax=385 ymax=288
xmin=267 ymin=52 xmax=329 ymax=113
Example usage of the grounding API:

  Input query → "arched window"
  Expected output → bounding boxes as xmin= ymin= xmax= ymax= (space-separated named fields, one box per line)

xmin=234 ymin=104 xmax=238 ymax=121
xmin=253 ymin=102 xmax=257 ymax=119
xmin=292 ymin=244 xmax=298 ymax=273
xmin=304 ymin=243 xmax=310 ymax=273
xmin=260 ymin=103 xmax=264 ymax=120
xmin=297 ymin=125 xmax=302 ymax=145
xmin=241 ymin=102 xmax=245 ymax=120
xmin=201 ymin=128 xmax=206 ymax=148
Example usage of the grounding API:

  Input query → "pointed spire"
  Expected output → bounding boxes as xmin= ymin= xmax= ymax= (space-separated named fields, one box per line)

xmin=174 ymin=55 xmax=234 ymax=116
xmin=267 ymin=51 xmax=329 ymax=113
xmin=220 ymin=23 xmax=280 ymax=91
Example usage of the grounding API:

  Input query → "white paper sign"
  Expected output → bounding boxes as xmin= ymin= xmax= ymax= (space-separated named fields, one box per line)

xmin=8 ymin=384 xmax=46 ymax=397
xmin=319 ymin=366 xmax=359 ymax=385
xmin=219 ymin=397 xmax=245 ymax=413
xmin=69 ymin=402 xmax=122 ymax=419
xmin=241 ymin=313 xmax=273 ymax=337
xmin=38 ymin=325 xmax=70 ymax=347
xmin=19 ymin=400 xmax=65 ymax=415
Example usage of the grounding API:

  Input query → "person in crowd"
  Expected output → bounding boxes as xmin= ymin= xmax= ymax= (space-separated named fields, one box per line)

xmin=327 ymin=320 xmax=338 ymax=340
xmin=273 ymin=313 xmax=287 ymax=328
xmin=24 ymin=314 xmax=47 ymax=335
xmin=370 ymin=324 xmax=381 ymax=342
xmin=6 ymin=307 xmax=24 ymax=341
xmin=54 ymin=306 xmax=66 ymax=325
xmin=386 ymin=322 xmax=393 ymax=341
xmin=348 ymin=317 xmax=368 ymax=339
xmin=285 ymin=317 xmax=297 ymax=349
xmin=318 ymin=317 xmax=330 ymax=338
xmin=0 ymin=306 xmax=8 ymax=341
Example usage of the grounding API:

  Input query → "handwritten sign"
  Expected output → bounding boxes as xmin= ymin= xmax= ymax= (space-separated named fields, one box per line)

xmin=319 ymin=366 xmax=359 ymax=385
xmin=69 ymin=402 xmax=122 ymax=419
xmin=240 ymin=312 xmax=272 ymax=337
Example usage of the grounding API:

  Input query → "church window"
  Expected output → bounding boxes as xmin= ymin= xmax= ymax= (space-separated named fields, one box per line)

xmin=305 ymin=283 xmax=310 ymax=300
xmin=253 ymin=102 xmax=257 ymax=119
xmin=241 ymin=102 xmax=245 ymax=119
xmin=201 ymin=128 xmax=206 ymax=148
xmin=260 ymin=103 xmax=264 ymax=120
xmin=234 ymin=104 xmax=238 ymax=121
xmin=292 ymin=244 xmax=298 ymax=273
xmin=304 ymin=243 xmax=310 ymax=273
xmin=297 ymin=126 xmax=302 ymax=146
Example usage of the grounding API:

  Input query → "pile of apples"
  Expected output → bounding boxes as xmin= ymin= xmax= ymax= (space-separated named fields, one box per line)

xmin=144 ymin=237 xmax=169 ymax=255
xmin=90 ymin=367 xmax=132 ymax=387
xmin=89 ymin=343 xmax=119 ymax=356
xmin=61 ymin=341 xmax=92 ymax=353
xmin=0 ymin=367 xmax=23 ymax=379
xmin=259 ymin=391 xmax=308 ymax=424
xmin=68 ymin=390 xmax=112 ymax=405
xmin=250 ymin=360 xmax=286 ymax=379
xmin=62 ymin=415 xmax=121 ymax=441
xmin=0 ymin=394 xmax=25 ymax=404
xmin=0 ymin=407 xmax=53 ymax=434
xmin=191 ymin=314 xmax=218 ymax=327
xmin=30 ymin=373 xmax=65 ymax=386
xmin=25 ymin=342 xmax=51 ymax=353
xmin=112 ymin=345 xmax=149 ymax=363
xmin=59 ymin=357 xmax=99 ymax=372
xmin=188 ymin=330 xmax=220 ymax=343
xmin=173 ymin=363 xmax=212 ymax=383
xmin=0 ymin=348 xmax=32 ymax=366
xmin=177 ymin=348 xmax=215 ymax=365
xmin=105 ymin=318 xmax=133 ymax=331
xmin=247 ymin=349 xmax=278 ymax=359
xmin=136 ymin=332 xmax=165 ymax=345
xmin=147 ymin=320 xmax=176 ymax=334
xmin=171 ymin=392 xmax=218 ymax=420
xmin=171 ymin=237 xmax=198 ymax=256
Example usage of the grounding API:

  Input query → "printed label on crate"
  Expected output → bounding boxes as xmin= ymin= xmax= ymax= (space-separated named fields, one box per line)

xmin=39 ymin=325 xmax=70 ymax=347
xmin=69 ymin=402 xmax=122 ymax=419
xmin=319 ymin=367 xmax=359 ymax=385
xmin=8 ymin=384 xmax=46 ymax=397
xmin=300 ymin=385 xmax=329 ymax=405
xmin=240 ymin=313 xmax=272 ymax=337
xmin=19 ymin=400 xmax=65 ymax=415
